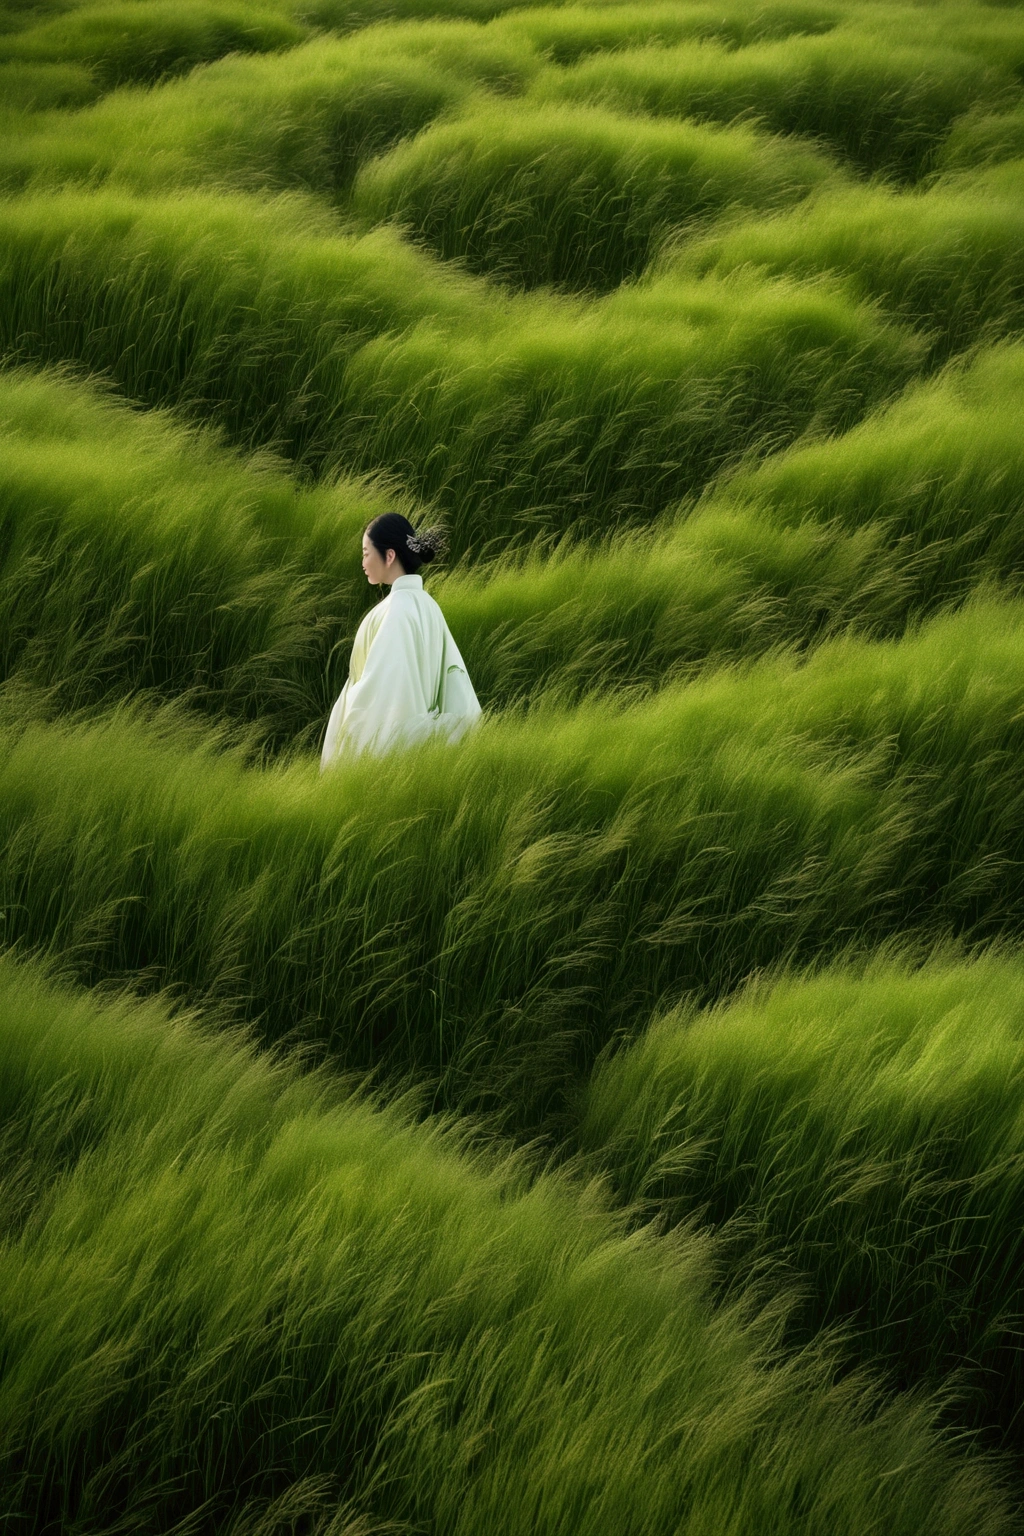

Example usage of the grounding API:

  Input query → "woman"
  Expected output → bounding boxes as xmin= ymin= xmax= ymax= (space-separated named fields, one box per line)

xmin=321 ymin=513 xmax=481 ymax=767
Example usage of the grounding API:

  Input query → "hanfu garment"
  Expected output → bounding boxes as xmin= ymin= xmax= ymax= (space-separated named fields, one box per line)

xmin=321 ymin=574 xmax=481 ymax=765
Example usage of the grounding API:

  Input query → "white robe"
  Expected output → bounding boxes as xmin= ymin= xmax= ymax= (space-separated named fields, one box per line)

xmin=321 ymin=574 xmax=481 ymax=766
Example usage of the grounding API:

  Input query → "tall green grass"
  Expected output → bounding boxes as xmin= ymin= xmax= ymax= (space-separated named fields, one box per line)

xmin=352 ymin=99 xmax=834 ymax=290
xmin=0 ymin=24 xmax=537 ymax=195
xmin=492 ymin=1 xmax=844 ymax=64
xmin=0 ymin=0 xmax=307 ymax=89
xmin=0 ymin=597 xmax=1021 ymax=1123
xmin=438 ymin=342 xmax=1024 ymax=701
xmin=0 ymin=189 xmax=917 ymax=547
xmin=578 ymin=952 xmax=1024 ymax=1440
xmin=676 ymin=174 xmax=1024 ymax=360
xmin=0 ymin=367 xmax=398 ymax=735
xmin=531 ymin=31 xmax=1013 ymax=179
xmin=0 ymin=952 xmax=1011 ymax=1535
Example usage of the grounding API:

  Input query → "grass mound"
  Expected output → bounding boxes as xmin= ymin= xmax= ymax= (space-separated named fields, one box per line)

xmin=438 ymin=341 xmax=1024 ymax=702
xmin=0 ymin=598 xmax=1021 ymax=1123
xmin=0 ymin=950 xmax=1011 ymax=1535
xmin=0 ymin=24 xmax=535 ymax=196
xmin=578 ymin=952 xmax=1024 ymax=1441
xmin=0 ymin=189 xmax=917 ymax=546
xmin=0 ymin=0 xmax=307 ymax=90
xmin=352 ymin=100 xmax=833 ymax=291
xmin=531 ymin=31 xmax=1012 ymax=180
xmin=678 ymin=174 xmax=1024 ymax=359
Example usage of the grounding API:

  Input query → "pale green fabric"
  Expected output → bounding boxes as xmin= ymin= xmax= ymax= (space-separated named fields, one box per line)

xmin=321 ymin=575 xmax=481 ymax=765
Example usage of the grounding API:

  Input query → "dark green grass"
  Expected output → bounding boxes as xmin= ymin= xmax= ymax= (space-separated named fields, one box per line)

xmin=352 ymin=99 xmax=835 ymax=291
xmin=437 ymin=342 xmax=1024 ymax=702
xmin=0 ymin=0 xmax=307 ymax=90
xmin=0 ymin=189 xmax=918 ymax=549
xmin=0 ymin=598 xmax=1021 ymax=1125
xmin=0 ymin=366 xmax=400 ymax=737
xmin=676 ymin=168 xmax=1024 ymax=361
xmin=532 ymin=30 xmax=1015 ymax=181
xmin=0 ymin=24 xmax=536 ymax=196
xmin=0 ymin=952 xmax=1012 ymax=1536
xmin=578 ymin=952 xmax=1024 ymax=1444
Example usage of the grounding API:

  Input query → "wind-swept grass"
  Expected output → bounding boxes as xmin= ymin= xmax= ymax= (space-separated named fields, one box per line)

xmin=352 ymin=99 xmax=834 ymax=291
xmin=531 ymin=31 xmax=1013 ymax=180
xmin=676 ymin=173 xmax=1024 ymax=360
xmin=492 ymin=1 xmax=844 ymax=64
xmin=0 ymin=23 xmax=537 ymax=195
xmin=438 ymin=342 xmax=1024 ymax=701
xmin=0 ymin=188 xmax=917 ymax=549
xmin=578 ymin=952 xmax=1024 ymax=1441
xmin=0 ymin=367 xmax=398 ymax=735
xmin=0 ymin=597 xmax=1021 ymax=1124
xmin=0 ymin=951 xmax=1011 ymax=1536
xmin=0 ymin=0 xmax=307 ymax=89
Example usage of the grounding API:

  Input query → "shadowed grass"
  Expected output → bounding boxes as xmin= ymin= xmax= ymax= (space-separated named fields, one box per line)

xmin=0 ymin=188 xmax=919 ymax=550
xmin=531 ymin=30 xmax=1013 ymax=180
xmin=578 ymin=951 xmax=1024 ymax=1443
xmin=0 ymin=0 xmax=307 ymax=90
xmin=675 ymin=172 xmax=1024 ymax=361
xmin=352 ymin=99 xmax=835 ymax=291
xmin=0 ymin=951 xmax=1012 ymax=1536
xmin=0 ymin=598 xmax=1021 ymax=1124
xmin=0 ymin=23 xmax=537 ymax=195
xmin=437 ymin=342 xmax=1024 ymax=702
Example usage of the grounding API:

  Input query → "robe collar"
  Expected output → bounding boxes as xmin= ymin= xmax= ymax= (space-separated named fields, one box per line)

xmin=391 ymin=575 xmax=424 ymax=591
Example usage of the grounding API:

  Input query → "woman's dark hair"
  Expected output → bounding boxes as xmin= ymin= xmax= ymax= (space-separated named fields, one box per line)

xmin=365 ymin=513 xmax=446 ymax=575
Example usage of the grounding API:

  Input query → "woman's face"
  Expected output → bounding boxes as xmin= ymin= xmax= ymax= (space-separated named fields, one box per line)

xmin=362 ymin=533 xmax=398 ymax=585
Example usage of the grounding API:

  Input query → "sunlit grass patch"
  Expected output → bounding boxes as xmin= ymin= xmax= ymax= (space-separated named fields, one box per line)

xmin=0 ymin=949 xmax=1011 ymax=1536
xmin=352 ymin=99 xmax=835 ymax=290
xmin=531 ymin=30 xmax=1013 ymax=179
xmin=579 ymin=950 xmax=1024 ymax=1440
xmin=0 ymin=598 xmax=1022 ymax=1121
xmin=0 ymin=23 xmax=536 ymax=195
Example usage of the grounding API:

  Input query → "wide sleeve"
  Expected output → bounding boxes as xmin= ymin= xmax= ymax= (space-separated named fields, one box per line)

xmin=437 ymin=626 xmax=482 ymax=742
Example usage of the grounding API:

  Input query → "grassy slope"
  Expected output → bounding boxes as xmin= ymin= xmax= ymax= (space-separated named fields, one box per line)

xmin=578 ymin=953 xmax=1024 ymax=1435
xmin=0 ymin=597 xmax=1021 ymax=1126
xmin=0 ymin=188 xmax=916 ymax=549
xmin=0 ymin=952 xmax=1011 ymax=1536
xmin=2 ymin=0 xmax=1024 ymax=1525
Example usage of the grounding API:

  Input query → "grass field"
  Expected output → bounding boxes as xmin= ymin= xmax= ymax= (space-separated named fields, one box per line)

xmin=2 ymin=0 xmax=1024 ymax=1530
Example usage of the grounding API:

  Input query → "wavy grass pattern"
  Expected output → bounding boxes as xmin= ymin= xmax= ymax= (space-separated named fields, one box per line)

xmin=3 ymin=0 xmax=1024 ymax=1526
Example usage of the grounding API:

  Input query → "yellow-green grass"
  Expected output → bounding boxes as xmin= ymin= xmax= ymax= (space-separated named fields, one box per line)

xmin=0 ymin=24 xmax=537 ymax=195
xmin=578 ymin=952 xmax=1024 ymax=1442
xmin=493 ymin=0 xmax=843 ymax=64
xmin=530 ymin=30 xmax=1014 ymax=180
xmin=0 ymin=367 xmax=403 ymax=738
xmin=351 ymin=99 xmax=835 ymax=291
xmin=0 ymin=0 xmax=307 ymax=89
xmin=0 ymin=597 xmax=1022 ymax=1124
xmin=438 ymin=342 xmax=1024 ymax=701
xmin=676 ymin=172 xmax=1024 ymax=360
xmin=0 ymin=951 xmax=1011 ymax=1535
xmin=0 ymin=189 xmax=917 ymax=547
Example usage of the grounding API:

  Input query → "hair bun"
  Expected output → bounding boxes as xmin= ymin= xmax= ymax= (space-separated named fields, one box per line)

xmin=408 ymin=525 xmax=448 ymax=564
